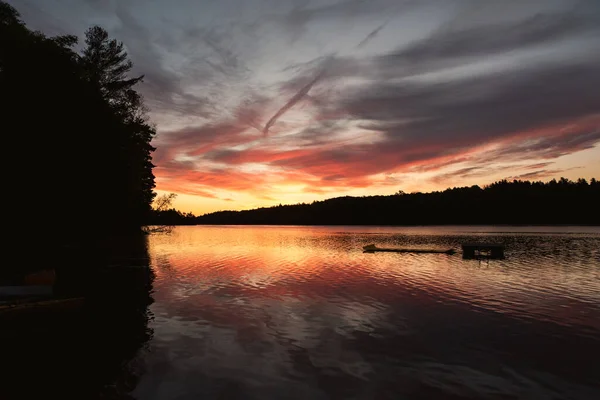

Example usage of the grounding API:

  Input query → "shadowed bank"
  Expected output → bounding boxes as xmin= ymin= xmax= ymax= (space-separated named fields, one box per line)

xmin=1 ymin=236 xmax=155 ymax=399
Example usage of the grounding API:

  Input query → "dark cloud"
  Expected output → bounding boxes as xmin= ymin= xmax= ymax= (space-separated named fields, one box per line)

xmin=113 ymin=4 xmax=213 ymax=118
xmin=379 ymin=8 xmax=599 ymax=75
xmin=204 ymin=148 xmax=313 ymax=165
xmin=7 ymin=0 xmax=80 ymax=35
xmin=262 ymin=71 xmax=323 ymax=135
xmin=267 ymin=121 xmax=599 ymax=182
xmin=276 ymin=0 xmax=410 ymax=42
xmin=248 ymin=2 xmax=600 ymax=182
xmin=409 ymin=156 xmax=473 ymax=173
xmin=83 ymin=0 xmax=113 ymax=12
xmin=289 ymin=120 xmax=351 ymax=147
xmin=430 ymin=165 xmax=515 ymax=185
xmin=506 ymin=167 xmax=582 ymax=181
xmin=345 ymin=62 xmax=600 ymax=143
xmin=152 ymin=89 xmax=273 ymax=166
xmin=479 ymin=127 xmax=600 ymax=164
xmin=523 ymin=162 xmax=554 ymax=170
xmin=507 ymin=169 xmax=566 ymax=181
xmin=356 ymin=20 xmax=388 ymax=48
xmin=153 ymin=121 xmax=257 ymax=167
xmin=322 ymin=174 xmax=346 ymax=182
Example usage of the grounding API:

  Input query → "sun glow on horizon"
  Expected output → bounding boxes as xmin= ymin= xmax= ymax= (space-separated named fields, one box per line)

xmin=158 ymin=142 xmax=600 ymax=216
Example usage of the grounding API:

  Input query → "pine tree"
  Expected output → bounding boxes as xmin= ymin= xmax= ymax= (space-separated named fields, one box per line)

xmin=81 ymin=26 xmax=156 ymax=228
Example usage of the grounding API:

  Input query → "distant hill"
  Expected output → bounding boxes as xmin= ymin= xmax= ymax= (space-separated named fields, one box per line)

xmin=195 ymin=178 xmax=600 ymax=226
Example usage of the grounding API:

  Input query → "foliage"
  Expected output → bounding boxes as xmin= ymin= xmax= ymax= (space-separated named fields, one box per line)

xmin=143 ymin=193 xmax=196 ymax=232
xmin=147 ymin=193 xmax=196 ymax=227
xmin=153 ymin=193 xmax=178 ymax=212
xmin=196 ymin=178 xmax=600 ymax=226
xmin=1 ymin=1 xmax=155 ymax=237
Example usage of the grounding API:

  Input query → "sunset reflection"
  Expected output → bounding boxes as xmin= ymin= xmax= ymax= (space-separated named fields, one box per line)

xmin=130 ymin=226 xmax=600 ymax=399
xmin=148 ymin=226 xmax=600 ymax=332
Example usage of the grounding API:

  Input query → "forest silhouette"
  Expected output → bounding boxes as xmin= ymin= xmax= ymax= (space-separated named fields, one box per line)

xmin=2 ymin=2 xmax=156 ymax=236
xmin=2 ymin=1 xmax=155 ymax=282
xmin=195 ymin=178 xmax=600 ymax=226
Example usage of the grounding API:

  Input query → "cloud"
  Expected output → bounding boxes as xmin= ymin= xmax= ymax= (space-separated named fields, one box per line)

xmin=275 ymin=0 xmax=409 ymax=43
xmin=13 ymin=0 xmax=600 ymax=208
xmin=224 ymin=116 xmax=599 ymax=187
xmin=382 ymin=8 xmax=599 ymax=73
xmin=113 ymin=3 xmax=215 ymax=119
xmin=157 ymin=166 xmax=316 ymax=198
xmin=116 ymin=0 xmax=600 ymax=197
xmin=153 ymin=121 xmax=256 ymax=168
xmin=205 ymin=148 xmax=313 ymax=165
xmin=507 ymin=169 xmax=567 ymax=181
xmin=346 ymin=62 xmax=599 ymax=142
xmin=356 ymin=21 xmax=388 ymax=48
xmin=506 ymin=166 xmax=583 ymax=181
xmin=294 ymin=48 xmax=600 ymax=178
xmin=523 ymin=162 xmax=554 ymax=170
xmin=157 ymin=168 xmax=262 ymax=195
xmin=262 ymin=71 xmax=323 ymax=136
xmin=429 ymin=165 xmax=518 ymax=185
xmin=478 ymin=121 xmax=600 ymax=164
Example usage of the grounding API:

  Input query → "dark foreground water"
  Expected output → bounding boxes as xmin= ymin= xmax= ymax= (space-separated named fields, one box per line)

xmin=3 ymin=226 xmax=600 ymax=399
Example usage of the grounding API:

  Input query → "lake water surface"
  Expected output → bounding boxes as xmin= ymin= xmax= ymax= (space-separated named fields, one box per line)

xmin=126 ymin=225 xmax=600 ymax=399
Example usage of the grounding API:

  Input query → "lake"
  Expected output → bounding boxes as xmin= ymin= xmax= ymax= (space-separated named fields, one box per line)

xmin=132 ymin=225 xmax=600 ymax=399
xmin=4 ymin=225 xmax=599 ymax=399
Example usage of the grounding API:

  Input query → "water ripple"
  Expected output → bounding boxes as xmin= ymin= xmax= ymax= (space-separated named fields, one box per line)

xmin=135 ymin=226 xmax=600 ymax=399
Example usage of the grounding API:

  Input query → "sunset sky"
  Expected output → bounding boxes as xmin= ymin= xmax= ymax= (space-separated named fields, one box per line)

xmin=13 ymin=0 xmax=600 ymax=214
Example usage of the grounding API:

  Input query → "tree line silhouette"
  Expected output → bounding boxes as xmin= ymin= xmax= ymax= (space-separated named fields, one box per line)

xmin=195 ymin=178 xmax=600 ymax=226
xmin=146 ymin=193 xmax=196 ymax=228
xmin=2 ymin=2 xmax=156 ymax=237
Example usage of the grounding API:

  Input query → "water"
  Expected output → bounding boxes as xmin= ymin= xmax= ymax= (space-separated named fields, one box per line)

xmin=130 ymin=226 xmax=600 ymax=399
xmin=4 ymin=226 xmax=599 ymax=399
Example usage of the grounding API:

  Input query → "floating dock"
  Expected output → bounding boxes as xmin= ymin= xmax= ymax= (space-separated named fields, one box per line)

xmin=363 ymin=244 xmax=456 ymax=255
xmin=461 ymin=243 xmax=505 ymax=259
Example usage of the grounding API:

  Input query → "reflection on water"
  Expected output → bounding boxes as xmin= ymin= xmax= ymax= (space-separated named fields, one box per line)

xmin=128 ymin=226 xmax=600 ymax=399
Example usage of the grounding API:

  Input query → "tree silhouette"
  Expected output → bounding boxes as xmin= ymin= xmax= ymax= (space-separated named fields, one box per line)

xmin=82 ymin=26 xmax=144 ymax=114
xmin=153 ymin=193 xmax=178 ymax=212
xmin=80 ymin=25 xmax=157 ymax=230
xmin=0 ymin=1 xmax=20 ymax=27
xmin=196 ymin=178 xmax=600 ymax=226
xmin=1 ymin=1 xmax=156 ymax=277
xmin=147 ymin=193 xmax=199 ymax=226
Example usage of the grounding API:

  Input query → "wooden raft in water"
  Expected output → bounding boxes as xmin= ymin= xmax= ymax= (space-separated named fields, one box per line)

xmin=363 ymin=244 xmax=456 ymax=255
